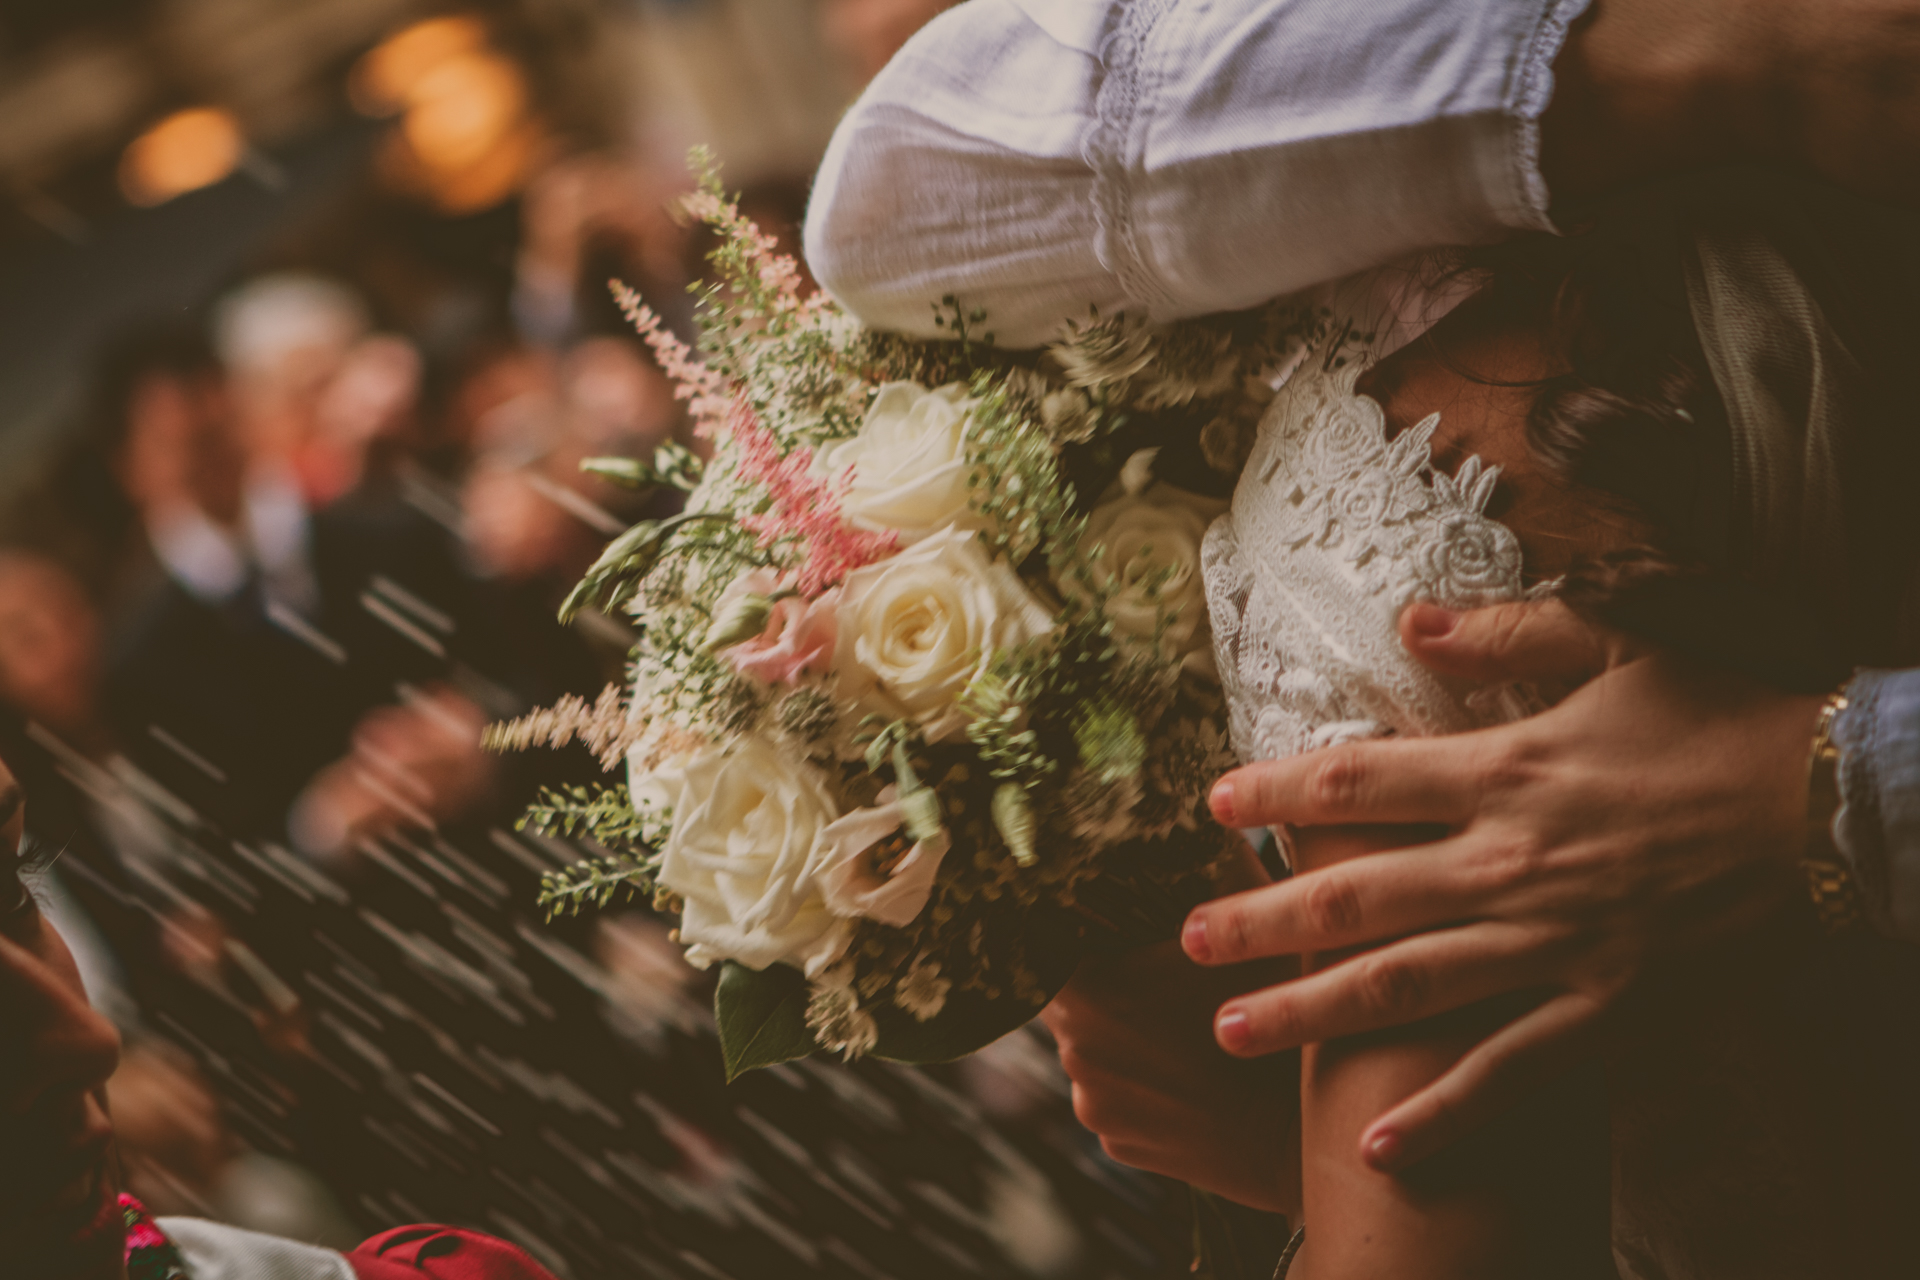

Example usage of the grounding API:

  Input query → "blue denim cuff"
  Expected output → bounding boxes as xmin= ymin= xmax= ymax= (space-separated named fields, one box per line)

xmin=1831 ymin=669 xmax=1920 ymax=943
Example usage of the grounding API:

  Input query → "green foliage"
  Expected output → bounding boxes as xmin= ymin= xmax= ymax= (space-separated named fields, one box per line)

xmin=964 ymin=381 xmax=1081 ymax=565
xmin=1073 ymin=695 xmax=1146 ymax=786
xmin=716 ymin=960 xmax=816 ymax=1080
xmin=521 ymin=783 xmax=649 ymax=848
xmin=866 ymin=905 xmax=1081 ymax=1064
xmin=537 ymin=852 xmax=658 ymax=919
xmin=928 ymin=294 xmax=994 ymax=364
xmin=559 ymin=510 xmax=732 ymax=624
xmin=580 ymin=442 xmax=704 ymax=493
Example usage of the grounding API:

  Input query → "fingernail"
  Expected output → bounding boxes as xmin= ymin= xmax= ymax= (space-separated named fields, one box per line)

xmin=1182 ymin=915 xmax=1211 ymax=963
xmin=1406 ymin=603 xmax=1459 ymax=640
xmin=1216 ymin=1008 xmax=1249 ymax=1051
xmin=1209 ymin=780 xmax=1236 ymax=825
xmin=1364 ymin=1129 xmax=1403 ymax=1171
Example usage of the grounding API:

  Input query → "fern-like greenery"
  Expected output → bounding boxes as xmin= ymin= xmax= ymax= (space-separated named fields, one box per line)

xmin=520 ymin=783 xmax=650 ymax=848
xmin=537 ymin=852 xmax=659 ymax=919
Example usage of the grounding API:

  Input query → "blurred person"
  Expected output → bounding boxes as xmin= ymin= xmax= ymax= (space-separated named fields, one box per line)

xmin=310 ymin=334 xmax=428 ymax=507
xmin=213 ymin=273 xmax=371 ymax=518
xmin=0 ymin=552 xmax=361 ymax=1248
xmin=100 ymin=328 xmax=246 ymax=608
xmin=1 ymin=749 xmax=566 ymax=1279
xmin=435 ymin=338 xmax=558 ymax=473
xmin=107 ymin=1040 xmax=362 ymax=1252
xmin=0 ymin=551 xmax=113 ymax=759
xmin=97 ymin=322 xmax=362 ymax=836
xmin=94 ymin=289 xmax=485 ymax=846
xmin=513 ymin=155 xmax=692 ymax=349
xmin=557 ymin=336 xmax=677 ymax=458
xmin=821 ymin=0 xmax=958 ymax=85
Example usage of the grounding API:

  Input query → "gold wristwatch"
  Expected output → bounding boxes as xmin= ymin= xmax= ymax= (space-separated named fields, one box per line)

xmin=1801 ymin=691 xmax=1865 ymax=932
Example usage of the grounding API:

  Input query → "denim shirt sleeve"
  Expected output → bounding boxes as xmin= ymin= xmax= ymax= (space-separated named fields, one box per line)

xmin=1831 ymin=669 xmax=1920 ymax=943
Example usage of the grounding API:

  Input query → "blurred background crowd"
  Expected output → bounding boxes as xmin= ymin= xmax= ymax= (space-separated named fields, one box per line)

xmin=0 ymin=2 xmax=1276 ymax=1276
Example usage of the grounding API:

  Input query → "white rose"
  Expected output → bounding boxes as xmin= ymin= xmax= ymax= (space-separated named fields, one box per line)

xmin=1079 ymin=482 xmax=1227 ymax=678
xmin=627 ymin=742 xmax=690 ymax=823
xmin=816 ymin=381 xmax=984 ymax=542
xmin=655 ymin=736 xmax=850 ymax=976
xmin=835 ymin=528 xmax=1053 ymax=742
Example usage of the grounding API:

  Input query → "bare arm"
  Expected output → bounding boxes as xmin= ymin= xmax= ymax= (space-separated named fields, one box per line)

xmin=1280 ymin=827 xmax=1613 ymax=1280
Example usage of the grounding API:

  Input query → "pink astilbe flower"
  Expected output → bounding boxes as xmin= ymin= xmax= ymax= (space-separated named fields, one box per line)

xmin=610 ymin=283 xmax=733 ymax=436
xmin=682 ymin=190 xmax=807 ymax=309
xmin=731 ymin=399 xmax=896 ymax=595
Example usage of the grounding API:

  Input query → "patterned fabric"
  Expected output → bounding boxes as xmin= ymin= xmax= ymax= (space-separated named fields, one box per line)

xmin=1202 ymin=357 xmax=1534 ymax=772
xmin=123 ymin=1195 xmax=189 ymax=1280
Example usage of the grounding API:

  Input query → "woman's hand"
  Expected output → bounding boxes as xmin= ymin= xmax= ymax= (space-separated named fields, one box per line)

xmin=1042 ymin=939 xmax=1300 ymax=1216
xmin=1184 ymin=600 xmax=1825 ymax=1172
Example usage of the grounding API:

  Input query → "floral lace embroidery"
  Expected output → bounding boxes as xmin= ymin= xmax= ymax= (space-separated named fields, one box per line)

xmin=1203 ymin=359 xmax=1534 ymax=769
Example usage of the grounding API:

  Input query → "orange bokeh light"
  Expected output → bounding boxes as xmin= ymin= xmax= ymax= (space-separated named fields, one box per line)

xmin=350 ymin=15 xmax=489 ymax=117
xmin=119 ymin=107 xmax=244 ymax=207
xmin=401 ymin=50 xmax=528 ymax=173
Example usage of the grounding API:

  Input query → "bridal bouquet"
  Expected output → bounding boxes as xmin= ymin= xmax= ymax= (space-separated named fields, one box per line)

xmin=492 ymin=157 xmax=1348 ymax=1077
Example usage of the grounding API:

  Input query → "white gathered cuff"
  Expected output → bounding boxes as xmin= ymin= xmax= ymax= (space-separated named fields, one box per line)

xmin=806 ymin=0 xmax=1592 ymax=347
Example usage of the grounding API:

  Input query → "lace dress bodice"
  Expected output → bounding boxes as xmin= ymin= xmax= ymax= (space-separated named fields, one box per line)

xmin=1202 ymin=359 xmax=1535 ymax=771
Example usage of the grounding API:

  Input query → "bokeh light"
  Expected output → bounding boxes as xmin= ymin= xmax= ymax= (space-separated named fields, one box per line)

xmin=353 ymin=14 xmax=538 ymax=215
xmin=118 ymin=107 xmax=244 ymax=207
xmin=349 ymin=15 xmax=490 ymax=118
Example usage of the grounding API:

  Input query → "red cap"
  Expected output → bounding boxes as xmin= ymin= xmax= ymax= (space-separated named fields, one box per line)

xmin=347 ymin=1225 xmax=562 ymax=1280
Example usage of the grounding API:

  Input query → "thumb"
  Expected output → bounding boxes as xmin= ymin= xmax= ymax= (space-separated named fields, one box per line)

xmin=1399 ymin=598 xmax=1630 ymax=684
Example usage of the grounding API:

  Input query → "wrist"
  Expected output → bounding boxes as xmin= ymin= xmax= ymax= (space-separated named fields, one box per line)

xmin=1800 ymin=687 xmax=1867 ymax=931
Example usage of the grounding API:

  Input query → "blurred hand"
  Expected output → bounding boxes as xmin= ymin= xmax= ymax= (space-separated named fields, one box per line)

xmin=1186 ymin=600 xmax=1824 ymax=1171
xmin=1044 ymin=940 xmax=1300 ymax=1215
xmin=291 ymin=687 xmax=496 ymax=855
xmin=1043 ymin=844 xmax=1300 ymax=1214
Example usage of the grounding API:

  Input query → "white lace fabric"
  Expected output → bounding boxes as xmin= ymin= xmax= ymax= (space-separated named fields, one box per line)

xmin=1204 ymin=358 xmax=1536 ymax=769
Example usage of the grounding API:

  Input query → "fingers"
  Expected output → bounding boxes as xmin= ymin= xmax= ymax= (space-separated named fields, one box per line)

xmin=1358 ymin=988 xmax=1607 ymax=1172
xmin=1210 ymin=733 xmax=1498 ymax=829
xmin=1184 ymin=842 xmax=1481 ymax=965
xmin=1399 ymin=599 xmax=1625 ymax=684
xmin=1208 ymin=923 xmax=1550 ymax=1056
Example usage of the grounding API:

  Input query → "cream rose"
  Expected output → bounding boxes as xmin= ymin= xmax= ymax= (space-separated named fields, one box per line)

xmin=654 ymin=736 xmax=850 ymax=976
xmin=835 ymin=528 xmax=1053 ymax=742
xmin=816 ymin=785 xmax=951 ymax=928
xmin=1079 ymin=481 xmax=1227 ymax=678
xmin=816 ymin=381 xmax=984 ymax=542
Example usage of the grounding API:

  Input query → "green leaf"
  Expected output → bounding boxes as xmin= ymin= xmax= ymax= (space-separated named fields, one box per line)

xmin=581 ymin=442 xmax=704 ymax=493
xmin=715 ymin=960 xmax=815 ymax=1081
xmin=868 ymin=907 xmax=1082 ymax=1064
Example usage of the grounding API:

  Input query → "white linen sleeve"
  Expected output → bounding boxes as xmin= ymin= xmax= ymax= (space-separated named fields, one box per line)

xmin=805 ymin=0 xmax=1592 ymax=347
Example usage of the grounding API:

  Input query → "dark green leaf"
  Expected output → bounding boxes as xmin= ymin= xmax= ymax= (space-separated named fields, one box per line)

xmin=716 ymin=960 xmax=815 ymax=1081
xmin=868 ymin=907 xmax=1083 ymax=1064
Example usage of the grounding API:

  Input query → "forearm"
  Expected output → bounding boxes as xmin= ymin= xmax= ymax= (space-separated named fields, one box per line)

xmin=1832 ymin=667 xmax=1920 ymax=941
xmin=1287 ymin=829 xmax=1611 ymax=1280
